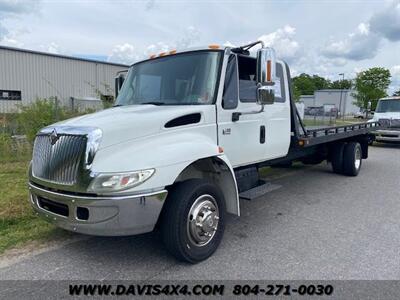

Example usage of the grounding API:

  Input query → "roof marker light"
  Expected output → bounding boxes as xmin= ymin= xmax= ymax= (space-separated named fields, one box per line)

xmin=208 ymin=44 xmax=220 ymax=49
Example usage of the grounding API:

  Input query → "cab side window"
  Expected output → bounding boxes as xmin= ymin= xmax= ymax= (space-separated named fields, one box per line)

xmin=222 ymin=54 xmax=238 ymax=109
xmin=237 ymin=55 xmax=286 ymax=103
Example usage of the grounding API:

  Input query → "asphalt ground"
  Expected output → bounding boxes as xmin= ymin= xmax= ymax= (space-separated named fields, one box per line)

xmin=0 ymin=144 xmax=399 ymax=280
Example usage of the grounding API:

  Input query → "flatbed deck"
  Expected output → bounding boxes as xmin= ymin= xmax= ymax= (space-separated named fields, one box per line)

xmin=298 ymin=122 xmax=381 ymax=147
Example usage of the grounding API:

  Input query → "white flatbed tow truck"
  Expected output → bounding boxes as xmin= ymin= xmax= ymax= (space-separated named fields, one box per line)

xmin=28 ymin=41 xmax=381 ymax=263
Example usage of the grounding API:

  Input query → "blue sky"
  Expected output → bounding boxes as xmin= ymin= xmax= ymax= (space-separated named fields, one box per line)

xmin=0 ymin=0 xmax=399 ymax=93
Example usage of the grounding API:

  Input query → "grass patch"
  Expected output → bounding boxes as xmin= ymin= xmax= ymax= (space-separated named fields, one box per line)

xmin=0 ymin=160 xmax=71 ymax=254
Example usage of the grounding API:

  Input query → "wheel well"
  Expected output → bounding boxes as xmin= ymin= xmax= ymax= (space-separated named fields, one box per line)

xmin=170 ymin=157 xmax=239 ymax=216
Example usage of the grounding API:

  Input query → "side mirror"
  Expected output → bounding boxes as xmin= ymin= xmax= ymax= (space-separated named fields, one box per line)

xmin=114 ymin=72 xmax=126 ymax=98
xmin=256 ymin=47 xmax=276 ymax=105
xmin=257 ymin=86 xmax=275 ymax=105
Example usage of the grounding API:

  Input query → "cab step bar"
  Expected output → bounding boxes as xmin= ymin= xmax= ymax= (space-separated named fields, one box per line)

xmin=239 ymin=181 xmax=282 ymax=201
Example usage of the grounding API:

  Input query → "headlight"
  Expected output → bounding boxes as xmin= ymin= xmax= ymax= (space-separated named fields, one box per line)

xmin=88 ymin=169 xmax=155 ymax=192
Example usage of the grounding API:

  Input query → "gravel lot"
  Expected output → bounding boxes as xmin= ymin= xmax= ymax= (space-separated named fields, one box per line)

xmin=0 ymin=144 xmax=399 ymax=280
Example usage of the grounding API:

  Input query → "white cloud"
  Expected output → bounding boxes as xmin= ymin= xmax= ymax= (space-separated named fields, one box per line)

xmin=258 ymin=25 xmax=300 ymax=62
xmin=392 ymin=65 xmax=400 ymax=77
xmin=146 ymin=41 xmax=170 ymax=56
xmin=321 ymin=22 xmax=381 ymax=61
xmin=145 ymin=0 xmax=156 ymax=11
xmin=175 ymin=26 xmax=200 ymax=50
xmin=108 ymin=43 xmax=139 ymax=65
xmin=0 ymin=21 xmax=8 ymax=39
xmin=390 ymin=65 xmax=400 ymax=92
xmin=0 ymin=0 xmax=42 ymax=46
xmin=0 ymin=0 xmax=41 ymax=15
xmin=107 ymin=26 xmax=201 ymax=64
xmin=321 ymin=1 xmax=400 ymax=62
xmin=0 ymin=36 xmax=23 ymax=47
xmin=45 ymin=42 xmax=60 ymax=54
xmin=370 ymin=0 xmax=400 ymax=42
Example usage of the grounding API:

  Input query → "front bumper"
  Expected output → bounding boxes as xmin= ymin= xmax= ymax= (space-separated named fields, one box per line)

xmin=372 ymin=129 xmax=400 ymax=142
xmin=28 ymin=182 xmax=168 ymax=236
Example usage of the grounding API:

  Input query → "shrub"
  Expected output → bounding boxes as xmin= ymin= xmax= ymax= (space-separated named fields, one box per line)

xmin=0 ymin=133 xmax=13 ymax=159
xmin=16 ymin=98 xmax=94 ymax=143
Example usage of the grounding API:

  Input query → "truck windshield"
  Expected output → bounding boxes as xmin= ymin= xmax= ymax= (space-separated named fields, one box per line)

xmin=115 ymin=51 xmax=222 ymax=106
xmin=375 ymin=99 xmax=400 ymax=113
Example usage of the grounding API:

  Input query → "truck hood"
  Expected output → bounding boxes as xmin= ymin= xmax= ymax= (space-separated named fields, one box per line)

xmin=50 ymin=105 xmax=212 ymax=149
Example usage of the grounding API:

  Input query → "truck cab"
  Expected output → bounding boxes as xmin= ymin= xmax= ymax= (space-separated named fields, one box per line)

xmin=28 ymin=41 xmax=377 ymax=263
xmin=370 ymin=97 xmax=400 ymax=142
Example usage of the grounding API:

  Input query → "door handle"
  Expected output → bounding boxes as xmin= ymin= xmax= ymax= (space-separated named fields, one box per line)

xmin=260 ymin=126 xmax=265 ymax=144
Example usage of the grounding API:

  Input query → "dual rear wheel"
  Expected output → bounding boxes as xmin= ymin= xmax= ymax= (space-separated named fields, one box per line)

xmin=331 ymin=142 xmax=362 ymax=176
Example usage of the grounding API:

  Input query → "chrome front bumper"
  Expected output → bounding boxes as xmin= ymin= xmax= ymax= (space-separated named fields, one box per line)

xmin=28 ymin=182 xmax=168 ymax=236
xmin=373 ymin=129 xmax=400 ymax=142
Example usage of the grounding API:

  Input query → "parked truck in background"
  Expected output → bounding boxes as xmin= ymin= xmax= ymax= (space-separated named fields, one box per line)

xmin=28 ymin=41 xmax=380 ymax=263
xmin=369 ymin=97 xmax=400 ymax=143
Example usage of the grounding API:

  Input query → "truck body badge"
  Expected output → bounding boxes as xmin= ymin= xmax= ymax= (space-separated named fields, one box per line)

xmin=49 ymin=129 xmax=59 ymax=145
xmin=222 ymin=128 xmax=231 ymax=135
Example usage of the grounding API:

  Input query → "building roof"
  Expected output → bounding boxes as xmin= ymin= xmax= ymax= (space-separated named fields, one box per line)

xmin=0 ymin=45 xmax=129 ymax=67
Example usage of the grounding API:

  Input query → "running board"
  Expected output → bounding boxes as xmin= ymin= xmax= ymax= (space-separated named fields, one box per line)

xmin=239 ymin=181 xmax=282 ymax=201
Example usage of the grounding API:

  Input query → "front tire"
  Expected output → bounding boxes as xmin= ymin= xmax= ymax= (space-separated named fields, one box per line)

xmin=161 ymin=179 xmax=226 ymax=263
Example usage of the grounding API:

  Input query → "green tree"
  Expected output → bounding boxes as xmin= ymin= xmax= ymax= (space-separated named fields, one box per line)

xmin=329 ymin=79 xmax=353 ymax=89
xmin=292 ymin=73 xmax=331 ymax=100
xmin=353 ymin=67 xmax=391 ymax=111
xmin=393 ymin=89 xmax=400 ymax=96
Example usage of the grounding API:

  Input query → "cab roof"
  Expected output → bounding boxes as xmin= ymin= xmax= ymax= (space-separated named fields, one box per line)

xmin=380 ymin=96 xmax=400 ymax=100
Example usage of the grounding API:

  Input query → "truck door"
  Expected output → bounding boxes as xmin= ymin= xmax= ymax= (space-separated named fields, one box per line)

xmin=217 ymin=54 xmax=291 ymax=167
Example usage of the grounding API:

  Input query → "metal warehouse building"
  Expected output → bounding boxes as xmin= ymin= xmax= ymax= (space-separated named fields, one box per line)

xmin=0 ymin=46 xmax=128 ymax=113
xmin=300 ymin=89 xmax=359 ymax=116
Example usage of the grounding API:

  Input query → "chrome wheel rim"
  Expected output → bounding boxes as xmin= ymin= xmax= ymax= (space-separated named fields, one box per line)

xmin=187 ymin=194 xmax=219 ymax=247
xmin=355 ymin=147 xmax=361 ymax=169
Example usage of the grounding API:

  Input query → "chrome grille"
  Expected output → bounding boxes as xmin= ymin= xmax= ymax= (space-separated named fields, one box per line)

xmin=32 ymin=134 xmax=87 ymax=185
xmin=379 ymin=118 xmax=400 ymax=128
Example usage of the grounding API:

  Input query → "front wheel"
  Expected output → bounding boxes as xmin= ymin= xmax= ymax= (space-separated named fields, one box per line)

xmin=160 ymin=179 xmax=226 ymax=263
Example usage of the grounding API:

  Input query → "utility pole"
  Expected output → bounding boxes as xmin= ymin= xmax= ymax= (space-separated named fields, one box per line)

xmin=338 ymin=73 xmax=344 ymax=121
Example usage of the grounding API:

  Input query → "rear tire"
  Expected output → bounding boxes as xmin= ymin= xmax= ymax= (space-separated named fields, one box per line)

xmin=330 ymin=143 xmax=345 ymax=174
xmin=343 ymin=142 xmax=362 ymax=176
xmin=160 ymin=179 xmax=226 ymax=263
